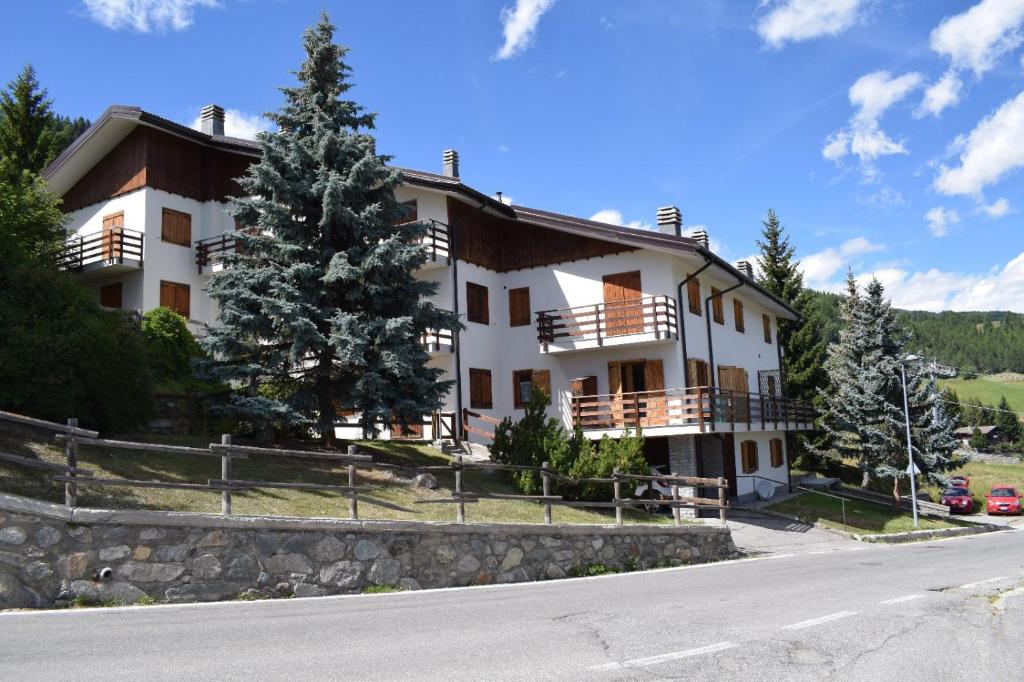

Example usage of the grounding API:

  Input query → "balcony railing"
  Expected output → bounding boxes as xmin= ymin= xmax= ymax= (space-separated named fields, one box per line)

xmin=537 ymin=295 xmax=678 ymax=349
xmin=570 ymin=386 xmax=815 ymax=433
xmin=195 ymin=233 xmax=239 ymax=273
xmin=420 ymin=328 xmax=454 ymax=353
xmin=59 ymin=228 xmax=144 ymax=272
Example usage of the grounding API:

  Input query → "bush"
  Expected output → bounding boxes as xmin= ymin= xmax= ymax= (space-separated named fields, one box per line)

xmin=968 ymin=426 xmax=986 ymax=450
xmin=141 ymin=307 xmax=205 ymax=391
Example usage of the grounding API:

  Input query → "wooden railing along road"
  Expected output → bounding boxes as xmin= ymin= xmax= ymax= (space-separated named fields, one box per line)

xmin=59 ymin=228 xmax=144 ymax=271
xmin=0 ymin=408 xmax=729 ymax=525
xmin=537 ymin=295 xmax=678 ymax=347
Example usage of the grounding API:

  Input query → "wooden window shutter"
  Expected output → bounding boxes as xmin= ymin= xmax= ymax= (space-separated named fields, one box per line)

xmin=570 ymin=376 xmax=597 ymax=397
xmin=742 ymin=441 xmax=759 ymax=474
xmin=607 ymin=361 xmax=622 ymax=395
xmin=508 ymin=287 xmax=530 ymax=327
xmin=687 ymin=278 xmax=701 ymax=315
xmin=467 ymin=282 xmax=489 ymax=325
xmin=770 ymin=438 xmax=783 ymax=468
xmin=100 ymin=282 xmax=123 ymax=309
xmin=160 ymin=280 xmax=190 ymax=319
xmin=733 ymin=299 xmax=745 ymax=332
xmin=531 ymin=369 xmax=552 ymax=404
xmin=161 ymin=208 xmax=191 ymax=247
xmin=687 ymin=359 xmax=709 ymax=387
xmin=711 ymin=288 xmax=724 ymax=324
xmin=644 ymin=359 xmax=665 ymax=391
xmin=469 ymin=368 xmax=492 ymax=409
xmin=763 ymin=314 xmax=772 ymax=343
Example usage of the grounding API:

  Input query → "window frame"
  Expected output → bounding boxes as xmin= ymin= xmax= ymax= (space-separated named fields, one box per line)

xmin=508 ymin=287 xmax=531 ymax=327
xmin=711 ymin=287 xmax=724 ymax=324
xmin=469 ymin=368 xmax=493 ymax=409
xmin=161 ymin=207 xmax=192 ymax=247
xmin=159 ymin=280 xmax=191 ymax=319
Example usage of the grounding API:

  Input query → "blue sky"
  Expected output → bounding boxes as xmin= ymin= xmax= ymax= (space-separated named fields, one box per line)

xmin=2 ymin=0 xmax=1022 ymax=311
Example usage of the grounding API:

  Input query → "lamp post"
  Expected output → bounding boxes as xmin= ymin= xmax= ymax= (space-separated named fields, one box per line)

xmin=899 ymin=354 xmax=920 ymax=529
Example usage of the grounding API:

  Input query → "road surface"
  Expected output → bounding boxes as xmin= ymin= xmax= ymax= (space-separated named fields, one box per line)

xmin=1 ymin=528 xmax=1022 ymax=680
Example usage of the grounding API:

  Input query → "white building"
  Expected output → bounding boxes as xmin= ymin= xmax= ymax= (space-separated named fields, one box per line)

xmin=44 ymin=104 xmax=814 ymax=503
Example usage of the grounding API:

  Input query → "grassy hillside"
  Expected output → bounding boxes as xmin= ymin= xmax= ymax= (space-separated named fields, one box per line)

xmin=0 ymin=422 xmax=668 ymax=526
xmin=939 ymin=373 xmax=1024 ymax=414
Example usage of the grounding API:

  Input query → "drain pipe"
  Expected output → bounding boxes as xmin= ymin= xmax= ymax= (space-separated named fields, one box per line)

xmin=450 ymin=212 xmax=466 ymax=442
xmin=705 ymin=277 xmax=746 ymax=433
xmin=676 ymin=259 xmax=713 ymax=388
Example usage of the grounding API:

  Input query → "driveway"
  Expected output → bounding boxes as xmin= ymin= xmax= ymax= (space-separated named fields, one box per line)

xmin=723 ymin=511 xmax=863 ymax=556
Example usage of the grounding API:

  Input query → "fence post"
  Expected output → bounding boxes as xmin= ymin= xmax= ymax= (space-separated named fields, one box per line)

xmin=64 ymin=418 xmax=78 ymax=508
xmin=841 ymin=498 xmax=847 ymax=532
xmin=671 ymin=472 xmax=681 ymax=526
xmin=541 ymin=461 xmax=552 ymax=525
xmin=220 ymin=434 xmax=232 ymax=515
xmin=718 ymin=476 xmax=727 ymax=526
xmin=613 ymin=467 xmax=623 ymax=526
xmin=455 ymin=454 xmax=465 ymax=524
xmin=347 ymin=445 xmax=359 ymax=520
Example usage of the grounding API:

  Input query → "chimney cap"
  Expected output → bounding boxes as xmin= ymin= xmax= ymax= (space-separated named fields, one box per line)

xmin=736 ymin=260 xmax=754 ymax=278
xmin=689 ymin=229 xmax=709 ymax=248
xmin=656 ymin=205 xmax=682 ymax=224
xmin=442 ymin=148 xmax=460 ymax=179
xmin=200 ymin=104 xmax=225 ymax=136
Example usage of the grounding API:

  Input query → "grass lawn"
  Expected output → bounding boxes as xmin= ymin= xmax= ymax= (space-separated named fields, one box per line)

xmin=0 ymin=423 xmax=672 ymax=526
xmin=939 ymin=372 xmax=1024 ymax=413
xmin=767 ymin=493 xmax=966 ymax=534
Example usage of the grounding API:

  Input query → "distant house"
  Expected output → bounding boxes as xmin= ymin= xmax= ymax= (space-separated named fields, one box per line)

xmin=954 ymin=425 xmax=999 ymax=446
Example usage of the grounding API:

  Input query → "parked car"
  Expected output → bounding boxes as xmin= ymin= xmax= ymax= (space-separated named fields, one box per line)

xmin=940 ymin=487 xmax=973 ymax=514
xmin=985 ymin=486 xmax=1022 ymax=516
xmin=948 ymin=475 xmax=971 ymax=489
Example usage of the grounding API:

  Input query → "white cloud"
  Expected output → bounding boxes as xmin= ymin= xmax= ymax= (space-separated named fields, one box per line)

xmin=840 ymin=236 xmax=885 ymax=256
xmin=756 ymin=0 xmax=867 ymax=48
xmin=930 ymin=0 xmax=1024 ymax=77
xmin=492 ymin=193 xmax=515 ymax=206
xmin=915 ymin=70 xmax=963 ymax=118
xmin=493 ymin=0 xmax=556 ymax=61
xmin=590 ymin=209 xmax=645 ymax=230
xmin=82 ymin=0 xmax=218 ymax=32
xmin=924 ymin=206 xmax=960 ymax=237
xmin=861 ymin=186 xmax=905 ymax=207
xmin=801 ymin=248 xmax=846 ymax=287
xmin=983 ymin=197 xmax=1011 ymax=216
xmin=190 ymin=108 xmax=272 ymax=140
xmin=823 ymin=70 xmax=923 ymax=180
xmin=934 ymin=90 xmax=1024 ymax=196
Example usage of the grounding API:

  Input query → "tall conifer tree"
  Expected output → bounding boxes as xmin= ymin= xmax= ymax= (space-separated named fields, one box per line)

xmin=0 ymin=65 xmax=62 ymax=183
xmin=202 ymin=13 xmax=458 ymax=442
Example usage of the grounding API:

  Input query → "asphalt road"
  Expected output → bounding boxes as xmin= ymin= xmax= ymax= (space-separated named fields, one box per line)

xmin=2 ymin=528 xmax=1023 ymax=681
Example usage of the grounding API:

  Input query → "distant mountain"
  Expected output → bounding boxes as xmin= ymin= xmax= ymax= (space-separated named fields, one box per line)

xmin=806 ymin=291 xmax=1024 ymax=374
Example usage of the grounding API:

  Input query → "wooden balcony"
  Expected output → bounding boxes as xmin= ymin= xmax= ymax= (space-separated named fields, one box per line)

xmin=570 ymin=386 xmax=815 ymax=436
xmin=421 ymin=328 xmax=454 ymax=355
xmin=59 ymin=228 xmax=143 ymax=275
xmin=195 ymin=232 xmax=238 ymax=273
xmin=537 ymin=295 xmax=678 ymax=354
xmin=416 ymin=219 xmax=451 ymax=270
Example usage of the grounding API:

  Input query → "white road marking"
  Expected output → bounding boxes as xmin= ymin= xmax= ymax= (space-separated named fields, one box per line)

xmin=960 ymin=577 xmax=1009 ymax=589
xmin=781 ymin=611 xmax=858 ymax=630
xmin=592 ymin=641 xmax=736 ymax=671
xmin=880 ymin=594 xmax=925 ymax=605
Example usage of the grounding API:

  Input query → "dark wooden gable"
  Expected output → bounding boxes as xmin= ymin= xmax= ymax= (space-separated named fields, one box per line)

xmin=447 ymin=197 xmax=635 ymax=272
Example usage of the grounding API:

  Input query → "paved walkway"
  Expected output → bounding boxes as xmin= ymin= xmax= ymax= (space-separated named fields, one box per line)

xmin=723 ymin=511 xmax=863 ymax=556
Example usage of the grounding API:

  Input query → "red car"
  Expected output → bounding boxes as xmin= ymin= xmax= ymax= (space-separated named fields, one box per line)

xmin=986 ymin=486 xmax=1022 ymax=516
xmin=949 ymin=475 xmax=971 ymax=489
xmin=941 ymin=487 xmax=973 ymax=514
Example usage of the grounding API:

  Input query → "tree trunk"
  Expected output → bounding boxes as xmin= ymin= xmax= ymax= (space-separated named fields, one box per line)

xmin=859 ymin=461 xmax=870 ymax=489
xmin=892 ymin=478 xmax=902 ymax=509
xmin=316 ymin=355 xmax=337 ymax=447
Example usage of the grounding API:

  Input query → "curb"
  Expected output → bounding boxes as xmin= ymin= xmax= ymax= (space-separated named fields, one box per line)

xmin=853 ymin=524 xmax=1006 ymax=544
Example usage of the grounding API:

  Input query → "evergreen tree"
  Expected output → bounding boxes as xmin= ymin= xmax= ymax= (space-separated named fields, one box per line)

xmin=938 ymin=387 xmax=962 ymax=427
xmin=905 ymin=362 xmax=962 ymax=486
xmin=0 ymin=65 xmax=62 ymax=183
xmin=201 ymin=13 xmax=458 ymax=443
xmin=995 ymin=396 xmax=1023 ymax=443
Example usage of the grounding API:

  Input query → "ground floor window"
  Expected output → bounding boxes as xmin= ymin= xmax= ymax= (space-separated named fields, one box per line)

xmin=770 ymin=438 xmax=784 ymax=468
xmin=740 ymin=440 xmax=759 ymax=474
xmin=159 ymin=280 xmax=190 ymax=318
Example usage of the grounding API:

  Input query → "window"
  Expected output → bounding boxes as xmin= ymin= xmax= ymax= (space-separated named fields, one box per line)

xmin=469 ymin=368 xmax=493 ymax=409
xmin=395 ymin=199 xmax=417 ymax=225
xmin=711 ymin=287 xmax=724 ymax=324
xmin=770 ymin=438 xmax=784 ymax=468
xmin=100 ymin=282 xmax=123 ymax=309
xmin=686 ymin=358 xmax=710 ymax=388
xmin=466 ymin=282 xmax=489 ymax=325
xmin=687 ymin=278 xmax=701 ymax=315
xmin=508 ymin=287 xmax=531 ymax=327
xmin=733 ymin=298 xmax=745 ymax=332
xmin=513 ymin=369 xmax=552 ymax=408
xmin=763 ymin=314 xmax=772 ymax=344
xmin=159 ymin=280 xmax=190 ymax=319
xmin=741 ymin=440 xmax=759 ymax=474
xmin=161 ymin=208 xmax=192 ymax=247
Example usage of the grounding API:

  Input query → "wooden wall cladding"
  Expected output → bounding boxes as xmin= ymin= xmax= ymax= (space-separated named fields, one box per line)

xmin=62 ymin=127 xmax=256 ymax=212
xmin=447 ymin=197 xmax=635 ymax=272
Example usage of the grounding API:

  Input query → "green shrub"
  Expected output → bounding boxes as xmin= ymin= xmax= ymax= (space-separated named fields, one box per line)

xmin=140 ymin=307 xmax=204 ymax=391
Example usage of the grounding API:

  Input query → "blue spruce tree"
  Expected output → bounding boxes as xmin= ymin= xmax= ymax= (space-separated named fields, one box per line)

xmin=202 ymin=13 xmax=458 ymax=442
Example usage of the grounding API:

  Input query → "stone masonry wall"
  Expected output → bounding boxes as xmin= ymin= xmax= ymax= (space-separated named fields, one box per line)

xmin=668 ymin=435 xmax=699 ymax=518
xmin=0 ymin=494 xmax=736 ymax=609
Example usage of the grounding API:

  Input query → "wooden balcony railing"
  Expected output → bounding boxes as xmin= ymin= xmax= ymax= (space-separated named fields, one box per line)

xmin=570 ymin=386 xmax=815 ymax=433
xmin=195 ymin=232 xmax=238 ymax=272
xmin=419 ymin=219 xmax=450 ymax=263
xmin=420 ymin=328 xmax=454 ymax=353
xmin=59 ymin=228 xmax=144 ymax=271
xmin=537 ymin=295 xmax=678 ymax=347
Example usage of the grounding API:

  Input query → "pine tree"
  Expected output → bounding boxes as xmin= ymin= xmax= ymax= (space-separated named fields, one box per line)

xmin=906 ymin=372 xmax=962 ymax=485
xmin=995 ymin=396 xmax=1023 ymax=443
xmin=201 ymin=13 xmax=458 ymax=442
xmin=0 ymin=65 xmax=62 ymax=183
xmin=755 ymin=209 xmax=828 ymax=465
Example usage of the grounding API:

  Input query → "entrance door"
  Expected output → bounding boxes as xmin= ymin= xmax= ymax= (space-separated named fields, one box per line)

xmin=602 ymin=271 xmax=643 ymax=337
xmin=721 ymin=434 xmax=737 ymax=497
xmin=570 ymin=376 xmax=599 ymax=428
xmin=717 ymin=365 xmax=750 ymax=423
xmin=608 ymin=359 xmax=665 ymax=428
xmin=102 ymin=212 xmax=124 ymax=260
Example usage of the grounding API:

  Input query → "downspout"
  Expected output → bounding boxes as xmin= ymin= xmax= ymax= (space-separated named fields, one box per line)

xmin=705 ymin=277 xmax=746 ymax=433
xmin=676 ymin=259 xmax=713 ymax=388
xmin=451 ymin=214 xmax=465 ymax=442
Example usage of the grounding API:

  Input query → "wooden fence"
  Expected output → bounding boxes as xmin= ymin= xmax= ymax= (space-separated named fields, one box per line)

xmin=0 ymin=409 xmax=729 ymax=526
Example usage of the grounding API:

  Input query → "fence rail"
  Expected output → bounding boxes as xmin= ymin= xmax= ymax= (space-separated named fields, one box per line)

xmin=0 ymin=409 xmax=729 ymax=526
xmin=59 ymin=228 xmax=144 ymax=271
xmin=537 ymin=295 xmax=678 ymax=347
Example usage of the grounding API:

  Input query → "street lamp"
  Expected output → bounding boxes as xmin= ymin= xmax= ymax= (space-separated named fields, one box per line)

xmin=899 ymin=354 xmax=920 ymax=529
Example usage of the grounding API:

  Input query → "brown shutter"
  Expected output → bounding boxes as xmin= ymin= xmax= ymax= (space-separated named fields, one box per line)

xmin=763 ymin=314 xmax=772 ymax=343
xmin=644 ymin=359 xmax=664 ymax=391
xmin=733 ymin=299 xmax=745 ymax=332
xmin=741 ymin=441 xmax=759 ymax=473
xmin=531 ymin=369 xmax=552 ymax=404
xmin=160 ymin=280 xmax=190 ymax=318
xmin=687 ymin=278 xmax=701 ymax=315
xmin=607 ymin=362 xmax=622 ymax=395
xmin=770 ymin=438 xmax=783 ymax=467
xmin=508 ymin=287 xmax=531 ymax=327
xmin=469 ymin=368 xmax=493 ymax=409
xmin=162 ymin=208 xmax=191 ymax=246
xmin=711 ymin=288 xmax=724 ymax=324
xmin=467 ymin=282 xmax=489 ymax=324
xmin=481 ymin=370 xmax=492 ymax=408
xmin=643 ymin=359 xmax=665 ymax=425
xmin=100 ymin=282 xmax=123 ymax=309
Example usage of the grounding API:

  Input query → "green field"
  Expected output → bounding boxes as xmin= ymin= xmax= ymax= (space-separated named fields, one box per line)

xmin=939 ymin=373 xmax=1024 ymax=413
xmin=767 ymin=494 xmax=965 ymax=534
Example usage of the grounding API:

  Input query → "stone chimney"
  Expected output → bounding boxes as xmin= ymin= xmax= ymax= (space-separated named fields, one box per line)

xmin=656 ymin=205 xmax=682 ymax=237
xmin=690 ymin=229 xmax=709 ymax=248
xmin=200 ymin=104 xmax=225 ymax=136
xmin=736 ymin=260 xmax=754 ymax=278
xmin=442 ymin=149 xmax=460 ymax=179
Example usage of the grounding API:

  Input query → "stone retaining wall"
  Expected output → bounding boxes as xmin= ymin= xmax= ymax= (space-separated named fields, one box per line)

xmin=0 ymin=493 xmax=736 ymax=608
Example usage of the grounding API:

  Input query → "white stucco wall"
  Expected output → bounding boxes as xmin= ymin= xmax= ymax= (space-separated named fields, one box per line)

xmin=731 ymin=431 xmax=789 ymax=500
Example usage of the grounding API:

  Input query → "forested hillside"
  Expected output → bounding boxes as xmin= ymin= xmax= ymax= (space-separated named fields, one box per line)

xmin=807 ymin=291 xmax=1024 ymax=374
